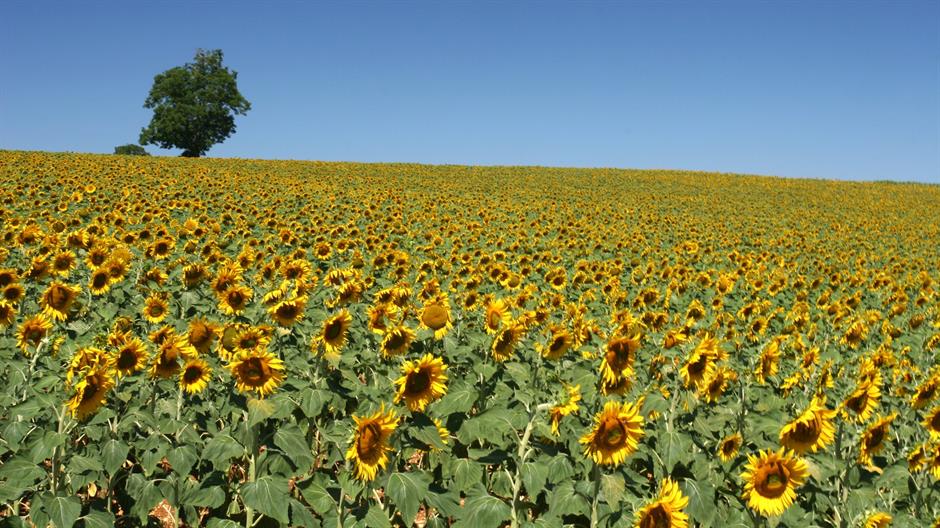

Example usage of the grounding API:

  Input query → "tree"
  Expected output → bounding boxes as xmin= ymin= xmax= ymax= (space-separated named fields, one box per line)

xmin=139 ymin=49 xmax=250 ymax=157
xmin=114 ymin=144 xmax=150 ymax=156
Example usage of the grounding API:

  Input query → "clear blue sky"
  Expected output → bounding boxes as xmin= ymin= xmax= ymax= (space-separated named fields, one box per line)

xmin=2 ymin=1 xmax=938 ymax=182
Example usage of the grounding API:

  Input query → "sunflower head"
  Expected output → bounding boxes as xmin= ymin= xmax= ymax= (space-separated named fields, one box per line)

xmin=180 ymin=358 xmax=212 ymax=395
xmin=740 ymin=448 xmax=808 ymax=517
xmin=718 ymin=433 xmax=743 ymax=462
xmin=188 ymin=319 xmax=218 ymax=355
xmin=924 ymin=405 xmax=940 ymax=438
xmin=112 ymin=337 xmax=149 ymax=377
xmin=40 ymin=282 xmax=79 ymax=322
xmin=228 ymin=348 xmax=285 ymax=398
xmin=634 ymin=477 xmax=690 ymax=528
xmin=580 ymin=400 xmax=645 ymax=466
xmin=66 ymin=366 xmax=115 ymax=420
xmin=858 ymin=413 xmax=897 ymax=468
xmin=143 ymin=294 xmax=169 ymax=324
xmin=316 ymin=309 xmax=352 ymax=362
xmin=779 ymin=398 xmax=837 ymax=454
xmin=17 ymin=314 xmax=53 ymax=353
xmin=394 ymin=354 xmax=448 ymax=412
xmin=269 ymin=296 xmax=307 ymax=327
xmin=380 ymin=324 xmax=416 ymax=358
xmin=345 ymin=404 xmax=398 ymax=481
xmin=419 ymin=295 xmax=452 ymax=340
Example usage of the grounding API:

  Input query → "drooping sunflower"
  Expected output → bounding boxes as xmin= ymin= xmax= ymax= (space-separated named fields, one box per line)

xmin=112 ymin=336 xmax=149 ymax=377
xmin=268 ymin=295 xmax=307 ymax=326
xmin=538 ymin=325 xmax=573 ymax=360
xmin=88 ymin=267 xmax=112 ymax=295
xmin=187 ymin=319 xmax=218 ymax=355
xmin=150 ymin=336 xmax=196 ymax=379
xmin=483 ymin=297 xmax=512 ymax=335
xmin=681 ymin=347 xmax=716 ymax=389
xmin=393 ymin=354 xmax=448 ymax=412
xmin=701 ymin=365 xmax=737 ymax=403
xmin=380 ymin=324 xmax=416 ymax=358
xmin=419 ymin=294 xmax=453 ymax=340
xmin=600 ymin=333 xmax=641 ymax=385
xmin=923 ymin=405 xmax=940 ymax=438
xmin=66 ymin=347 xmax=112 ymax=385
xmin=842 ymin=376 xmax=881 ymax=423
xmin=366 ymin=302 xmax=399 ymax=335
xmin=740 ymin=448 xmax=809 ymax=517
xmin=218 ymin=284 xmax=253 ymax=316
xmin=912 ymin=376 xmax=940 ymax=409
xmin=491 ymin=321 xmax=524 ymax=362
xmin=66 ymin=366 xmax=114 ymax=420
xmin=633 ymin=477 xmax=689 ymax=528
xmin=0 ymin=301 xmax=15 ymax=327
xmin=346 ymin=404 xmax=398 ymax=481
xmin=779 ymin=397 xmax=837 ymax=454
xmin=142 ymin=294 xmax=170 ymax=324
xmin=315 ymin=309 xmax=352 ymax=361
xmin=228 ymin=348 xmax=285 ymax=398
xmin=40 ymin=281 xmax=79 ymax=322
xmin=718 ymin=433 xmax=743 ymax=462
xmin=549 ymin=384 xmax=581 ymax=435
xmin=180 ymin=358 xmax=212 ymax=395
xmin=17 ymin=313 xmax=52 ymax=353
xmin=858 ymin=413 xmax=897 ymax=468
xmin=580 ymin=400 xmax=645 ymax=466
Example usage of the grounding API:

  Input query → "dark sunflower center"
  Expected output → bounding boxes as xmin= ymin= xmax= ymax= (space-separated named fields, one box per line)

xmin=357 ymin=423 xmax=382 ymax=458
xmin=756 ymin=462 xmax=790 ymax=498
xmin=550 ymin=336 xmax=567 ymax=353
xmin=487 ymin=310 xmax=501 ymax=329
xmin=600 ymin=418 xmax=626 ymax=448
xmin=606 ymin=340 xmax=634 ymax=370
xmin=324 ymin=320 xmax=344 ymax=341
xmin=117 ymin=348 xmax=138 ymax=370
xmin=790 ymin=418 xmax=820 ymax=444
xmin=931 ymin=413 xmax=940 ymax=432
xmin=405 ymin=370 xmax=431 ymax=396
xmin=150 ymin=304 xmax=164 ymax=316
xmin=228 ymin=291 xmax=245 ymax=306
xmin=81 ymin=379 xmax=100 ymax=404
xmin=183 ymin=366 xmax=202 ymax=383
xmin=242 ymin=358 xmax=268 ymax=385
xmin=92 ymin=272 xmax=109 ymax=288
xmin=866 ymin=426 xmax=886 ymax=449
xmin=48 ymin=286 xmax=71 ymax=310
xmin=638 ymin=504 xmax=671 ymax=528
xmin=277 ymin=304 xmax=298 ymax=319
xmin=385 ymin=331 xmax=407 ymax=350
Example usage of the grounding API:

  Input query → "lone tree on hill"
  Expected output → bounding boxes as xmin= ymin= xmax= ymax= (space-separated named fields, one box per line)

xmin=114 ymin=144 xmax=149 ymax=156
xmin=139 ymin=49 xmax=250 ymax=157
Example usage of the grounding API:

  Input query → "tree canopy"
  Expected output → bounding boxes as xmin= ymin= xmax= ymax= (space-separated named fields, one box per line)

xmin=139 ymin=49 xmax=250 ymax=157
xmin=113 ymin=144 xmax=149 ymax=156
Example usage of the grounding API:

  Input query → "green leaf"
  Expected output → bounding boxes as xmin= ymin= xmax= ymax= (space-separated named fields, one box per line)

xmin=241 ymin=476 xmax=290 ymax=524
xmin=434 ymin=383 xmax=476 ymax=415
xmin=547 ymin=481 xmax=587 ymax=517
xmin=0 ymin=456 xmax=45 ymax=490
xmin=300 ymin=478 xmax=336 ymax=514
xmin=386 ymin=471 xmax=432 ymax=527
xmin=247 ymin=397 xmax=277 ymax=427
xmin=82 ymin=508 xmax=116 ymax=528
xmin=521 ymin=462 xmax=549 ymax=500
xmin=600 ymin=473 xmax=625 ymax=506
xmin=290 ymin=498 xmax=321 ymax=528
xmin=45 ymin=495 xmax=82 ymax=528
xmin=683 ymin=478 xmax=716 ymax=527
xmin=167 ymin=445 xmax=199 ymax=476
xmin=455 ymin=487 xmax=511 ymax=528
xmin=203 ymin=434 xmax=245 ymax=470
xmin=101 ymin=439 xmax=130 ymax=475
xmin=274 ymin=423 xmax=314 ymax=472
xmin=364 ymin=505 xmax=392 ymax=528
xmin=451 ymin=458 xmax=483 ymax=491
xmin=300 ymin=388 xmax=330 ymax=418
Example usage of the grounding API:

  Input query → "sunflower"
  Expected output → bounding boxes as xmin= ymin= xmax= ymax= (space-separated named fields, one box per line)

xmin=380 ymin=324 xmax=416 ymax=358
xmin=600 ymin=333 xmax=641 ymax=385
xmin=66 ymin=366 xmax=114 ymax=420
xmin=228 ymin=348 xmax=285 ymax=398
xmin=701 ymin=365 xmax=737 ymax=403
xmin=150 ymin=336 xmax=196 ymax=379
xmin=112 ymin=336 xmax=149 ymax=377
xmin=2 ymin=282 xmax=25 ymax=304
xmin=580 ymin=400 xmax=645 ymax=466
xmin=394 ymin=354 xmax=448 ymax=412
xmin=66 ymin=347 xmax=112 ymax=385
xmin=923 ymin=405 xmax=940 ymax=438
xmin=779 ymin=397 xmax=837 ymax=454
xmin=858 ymin=413 xmax=897 ymax=468
xmin=218 ymin=284 xmax=253 ymax=316
xmin=346 ymin=404 xmax=398 ymax=481
xmin=88 ymin=267 xmax=112 ymax=295
xmin=143 ymin=294 xmax=170 ymax=324
xmin=366 ymin=302 xmax=399 ymax=335
xmin=549 ymin=384 xmax=581 ymax=435
xmin=842 ymin=376 xmax=881 ymax=423
xmin=0 ymin=301 xmax=16 ymax=327
xmin=754 ymin=338 xmax=782 ymax=385
xmin=863 ymin=512 xmax=892 ymax=528
xmin=718 ymin=433 xmax=743 ymax=462
xmin=269 ymin=295 xmax=307 ymax=326
xmin=315 ymin=309 xmax=352 ymax=361
xmin=681 ymin=347 xmax=715 ymax=390
xmin=662 ymin=328 xmax=688 ymax=349
xmin=211 ymin=262 xmax=243 ymax=296
xmin=538 ymin=325 xmax=573 ymax=360
xmin=188 ymin=319 xmax=218 ymax=355
xmin=51 ymin=250 xmax=76 ymax=276
xmin=17 ymin=313 xmax=52 ymax=353
xmin=491 ymin=321 xmax=524 ymax=362
xmin=419 ymin=295 xmax=453 ymax=340
xmin=740 ymin=448 xmax=808 ymax=517
xmin=483 ymin=298 xmax=511 ymax=335
xmin=40 ymin=282 xmax=79 ymax=322
xmin=180 ymin=358 xmax=212 ymax=395
xmin=633 ymin=477 xmax=689 ymax=528
xmin=912 ymin=376 xmax=939 ymax=409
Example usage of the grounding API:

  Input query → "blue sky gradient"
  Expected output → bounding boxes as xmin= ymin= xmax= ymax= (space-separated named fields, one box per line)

xmin=1 ymin=1 xmax=938 ymax=182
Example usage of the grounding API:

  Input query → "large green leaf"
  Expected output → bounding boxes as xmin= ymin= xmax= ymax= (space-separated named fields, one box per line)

xmin=455 ymin=487 xmax=512 ymax=528
xmin=241 ymin=476 xmax=291 ymax=524
xmin=45 ymin=495 xmax=82 ymax=528
xmin=386 ymin=471 xmax=432 ymax=526
xmin=101 ymin=439 xmax=130 ymax=475
xmin=274 ymin=423 xmax=314 ymax=472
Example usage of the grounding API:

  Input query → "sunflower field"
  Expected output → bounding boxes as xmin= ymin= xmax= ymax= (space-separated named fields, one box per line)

xmin=0 ymin=150 xmax=939 ymax=528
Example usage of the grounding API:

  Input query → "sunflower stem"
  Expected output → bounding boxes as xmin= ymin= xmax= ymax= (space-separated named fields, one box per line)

xmin=243 ymin=414 xmax=259 ymax=528
xmin=589 ymin=464 xmax=601 ymax=528
xmin=50 ymin=404 xmax=67 ymax=494
xmin=509 ymin=402 xmax=552 ymax=528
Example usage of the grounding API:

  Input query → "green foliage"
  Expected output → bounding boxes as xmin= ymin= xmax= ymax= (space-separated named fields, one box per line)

xmin=139 ymin=49 xmax=250 ymax=157
xmin=112 ymin=144 xmax=149 ymax=156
